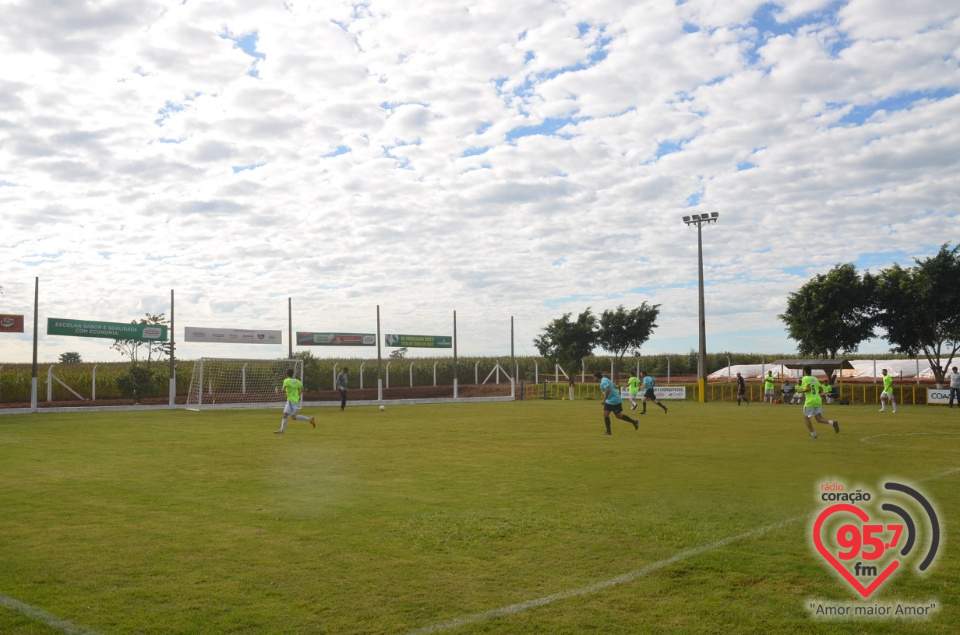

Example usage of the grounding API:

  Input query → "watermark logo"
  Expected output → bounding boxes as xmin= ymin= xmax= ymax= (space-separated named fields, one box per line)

xmin=808 ymin=478 xmax=942 ymax=620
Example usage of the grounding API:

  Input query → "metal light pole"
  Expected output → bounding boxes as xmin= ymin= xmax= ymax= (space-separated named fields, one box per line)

xmin=682 ymin=212 xmax=719 ymax=402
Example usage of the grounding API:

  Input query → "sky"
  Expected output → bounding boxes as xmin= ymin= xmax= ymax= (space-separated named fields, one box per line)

xmin=1 ymin=0 xmax=958 ymax=364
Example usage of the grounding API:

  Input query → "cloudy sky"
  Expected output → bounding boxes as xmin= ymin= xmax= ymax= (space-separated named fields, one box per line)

xmin=1 ymin=0 xmax=958 ymax=364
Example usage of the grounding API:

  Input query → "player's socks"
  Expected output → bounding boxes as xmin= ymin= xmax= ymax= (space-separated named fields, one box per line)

xmin=604 ymin=416 xmax=611 ymax=435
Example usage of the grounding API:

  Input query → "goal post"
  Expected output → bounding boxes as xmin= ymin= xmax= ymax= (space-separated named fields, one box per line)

xmin=186 ymin=358 xmax=304 ymax=411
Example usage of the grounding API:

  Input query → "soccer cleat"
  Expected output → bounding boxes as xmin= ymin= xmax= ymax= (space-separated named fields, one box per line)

xmin=630 ymin=403 xmax=637 ymax=410
xmin=274 ymin=430 xmax=284 ymax=435
xmin=633 ymin=420 xmax=639 ymax=430
xmin=810 ymin=432 xmax=818 ymax=439
xmin=663 ymin=407 xmax=668 ymax=414
xmin=310 ymin=417 xmax=316 ymax=428
xmin=832 ymin=420 xmax=840 ymax=433
xmin=604 ymin=431 xmax=612 ymax=436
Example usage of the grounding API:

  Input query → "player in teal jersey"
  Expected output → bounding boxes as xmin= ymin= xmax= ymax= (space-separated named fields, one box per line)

xmin=627 ymin=371 xmax=641 ymax=410
xmin=594 ymin=371 xmax=640 ymax=435
xmin=275 ymin=369 xmax=315 ymax=434
xmin=639 ymin=370 xmax=668 ymax=414
xmin=796 ymin=365 xmax=839 ymax=439
xmin=879 ymin=368 xmax=898 ymax=413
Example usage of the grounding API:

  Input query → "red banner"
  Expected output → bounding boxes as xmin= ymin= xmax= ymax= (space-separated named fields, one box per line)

xmin=0 ymin=314 xmax=25 ymax=333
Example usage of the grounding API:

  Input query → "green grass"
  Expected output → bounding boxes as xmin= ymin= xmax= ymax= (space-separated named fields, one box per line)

xmin=1 ymin=401 xmax=958 ymax=634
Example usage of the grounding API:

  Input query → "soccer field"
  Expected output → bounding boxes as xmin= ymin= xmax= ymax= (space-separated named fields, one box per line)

xmin=1 ymin=401 xmax=958 ymax=634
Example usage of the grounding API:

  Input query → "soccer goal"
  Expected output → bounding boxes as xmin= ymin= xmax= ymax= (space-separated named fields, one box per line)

xmin=185 ymin=358 xmax=303 ymax=411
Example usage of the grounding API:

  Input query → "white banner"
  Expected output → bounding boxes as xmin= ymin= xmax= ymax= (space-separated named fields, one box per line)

xmin=927 ymin=388 xmax=954 ymax=405
xmin=184 ymin=326 xmax=282 ymax=345
xmin=621 ymin=385 xmax=686 ymax=400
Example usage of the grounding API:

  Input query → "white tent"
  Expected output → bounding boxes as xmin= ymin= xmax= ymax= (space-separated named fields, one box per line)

xmin=709 ymin=359 xmax=942 ymax=382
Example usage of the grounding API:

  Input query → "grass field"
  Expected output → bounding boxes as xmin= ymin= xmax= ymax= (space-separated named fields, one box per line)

xmin=0 ymin=399 xmax=958 ymax=634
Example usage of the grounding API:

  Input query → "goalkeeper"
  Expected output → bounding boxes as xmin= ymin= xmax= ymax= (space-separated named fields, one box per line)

xmin=275 ymin=369 xmax=315 ymax=434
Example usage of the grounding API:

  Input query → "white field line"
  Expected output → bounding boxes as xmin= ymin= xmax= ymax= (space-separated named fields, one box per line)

xmin=405 ymin=515 xmax=807 ymax=635
xmin=0 ymin=593 xmax=102 ymax=635
xmin=406 ymin=463 xmax=960 ymax=635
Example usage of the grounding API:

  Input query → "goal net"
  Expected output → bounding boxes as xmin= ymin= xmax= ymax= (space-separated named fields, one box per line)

xmin=185 ymin=358 xmax=304 ymax=411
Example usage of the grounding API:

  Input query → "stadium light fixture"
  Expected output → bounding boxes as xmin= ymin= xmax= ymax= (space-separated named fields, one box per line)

xmin=682 ymin=212 xmax=720 ymax=402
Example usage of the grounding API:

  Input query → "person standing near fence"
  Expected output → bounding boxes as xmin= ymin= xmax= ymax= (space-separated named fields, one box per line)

xmin=639 ymin=370 xmax=668 ymax=414
xmin=946 ymin=366 xmax=960 ymax=409
xmin=879 ymin=368 xmax=898 ymax=413
xmin=594 ymin=371 xmax=640 ymax=435
xmin=275 ymin=369 xmax=315 ymax=434
xmin=337 ymin=367 xmax=349 ymax=411
xmin=796 ymin=365 xmax=839 ymax=439
xmin=763 ymin=370 xmax=776 ymax=403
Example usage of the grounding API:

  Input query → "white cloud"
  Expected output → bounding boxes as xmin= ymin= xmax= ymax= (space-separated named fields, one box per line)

xmin=1 ymin=0 xmax=958 ymax=365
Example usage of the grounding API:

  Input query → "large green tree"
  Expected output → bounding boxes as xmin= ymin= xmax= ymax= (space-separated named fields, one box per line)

xmin=533 ymin=309 xmax=597 ymax=390
xmin=779 ymin=263 xmax=877 ymax=359
xmin=874 ymin=243 xmax=960 ymax=386
xmin=597 ymin=303 xmax=661 ymax=381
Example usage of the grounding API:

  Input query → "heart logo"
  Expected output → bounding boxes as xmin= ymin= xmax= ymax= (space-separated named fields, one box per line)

xmin=813 ymin=504 xmax=900 ymax=598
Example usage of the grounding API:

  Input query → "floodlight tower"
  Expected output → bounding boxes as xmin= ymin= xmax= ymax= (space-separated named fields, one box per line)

xmin=682 ymin=212 xmax=719 ymax=403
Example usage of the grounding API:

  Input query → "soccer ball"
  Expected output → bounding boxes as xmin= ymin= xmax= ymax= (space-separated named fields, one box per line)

xmin=380 ymin=405 xmax=385 ymax=411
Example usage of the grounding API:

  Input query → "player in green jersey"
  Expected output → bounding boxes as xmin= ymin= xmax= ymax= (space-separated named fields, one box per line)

xmin=627 ymin=371 xmax=641 ymax=410
xmin=275 ymin=369 xmax=315 ymax=434
xmin=879 ymin=368 xmax=898 ymax=413
xmin=796 ymin=365 xmax=839 ymax=439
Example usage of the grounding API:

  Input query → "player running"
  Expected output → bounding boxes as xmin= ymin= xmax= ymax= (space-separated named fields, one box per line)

xmin=638 ymin=370 xmax=668 ymax=415
xmin=275 ymin=368 xmax=315 ymax=434
xmin=627 ymin=371 xmax=641 ymax=410
xmin=796 ymin=365 xmax=839 ymax=439
xmin=594 ymin=371 xmax=640 ymax=435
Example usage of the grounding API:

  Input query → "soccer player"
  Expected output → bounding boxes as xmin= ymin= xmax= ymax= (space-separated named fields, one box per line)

xmin=879 ymin=368 xmax=898 ymax=413
xmin=736 ymin=372 xmax=750 ymax=405
xmin=796 ymin=365 xmax=839 ymax=439
xmin=639 ymin=370 xmax=668 ymax=414
xmin=763 ymin=370 xmax=776 ymax=403
xmin=627 ymin=371 xmax=641 ymax=410
xmin=593 ymin=371 xmax=640 ymax=435
xmin=275 ymin=369 xmax=315 ymax=434
xmin=337 ymin=367 xmax=349 ymax=411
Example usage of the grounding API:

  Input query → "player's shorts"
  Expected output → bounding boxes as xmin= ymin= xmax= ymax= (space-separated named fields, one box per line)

xmin=603 ymin=401 xmax=624 ymax=413
xmin=764 ymin=388 xmax=774 ymax=395
xmin=880 ymin=392 xmax=894 ymax=400
xmin=283 ymin=400 xmax=301 ymax=416
xmin=737 ymin=387 xmax=746 ymax=396
xmin=803 ymin=406 xmax=823 ymax=418
xmin=643 ymin=389 xmax=656 ymax=400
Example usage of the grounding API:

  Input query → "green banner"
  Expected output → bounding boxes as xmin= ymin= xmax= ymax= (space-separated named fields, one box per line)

xmin=47 ymin=318 xmax=168 ymax=341
xmin=384 ymin=334 xmax=452 ymax=348
xmin=297 ymin=332 xmax=376 ymax=346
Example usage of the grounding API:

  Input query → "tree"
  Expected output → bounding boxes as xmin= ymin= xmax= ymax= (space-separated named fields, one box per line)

xmin=111 ymin=313 xmax=171 ymax=370
xmin=597 ymin=303 xmax=661 ymax=381
xmin=533 ymin=309 xmax=598 ymax=395
xmin=58 ymin=352 xmax=82 ymax=364
xmin=874 ymin=244 xmax=960 ymax=386
xmin=779 ymin=263 xmax=877 ymax=359
xmin=112 ymin=313 xmax=171 ymax=404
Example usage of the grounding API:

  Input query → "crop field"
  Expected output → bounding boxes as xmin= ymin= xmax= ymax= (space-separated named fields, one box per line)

xmin=1 ymin=400 xmax=958 ymax=634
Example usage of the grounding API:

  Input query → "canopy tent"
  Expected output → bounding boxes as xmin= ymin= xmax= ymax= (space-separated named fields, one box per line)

xmin=708 ymin=359 xmax=942 ymax=382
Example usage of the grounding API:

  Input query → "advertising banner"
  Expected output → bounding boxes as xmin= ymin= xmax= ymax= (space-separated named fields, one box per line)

xmin=184 ymin=327 xmax=282 ymax=345
xmin=384 ymin=334 xmax=453 ymax=348
xmin=620 ymin=385 xmax=686 ymax=400
xmin=296 ymin=332 xmax=376 ymax=346
xmin=0 ymin=314 xmax=25 ymax=333
xmin=927 ymin=388 xmax=953 ymax=405
xmin=47 ymin=318 xmax=167 ymax=341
